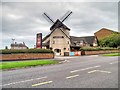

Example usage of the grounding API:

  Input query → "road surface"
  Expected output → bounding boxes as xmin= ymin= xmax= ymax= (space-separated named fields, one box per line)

xmin=1 ymin=55 xmax=119 ymax=88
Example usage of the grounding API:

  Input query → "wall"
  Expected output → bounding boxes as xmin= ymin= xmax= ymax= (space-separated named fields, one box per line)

xmin=81 ymin=50 xmax=119 ymax=55
xmin=94 ymin=28 xmax=114 ymax=40
xmin=50 ymin=28 xmax=70 ymax=56
xmin=2 ymin=53 xmax=54 ymax=61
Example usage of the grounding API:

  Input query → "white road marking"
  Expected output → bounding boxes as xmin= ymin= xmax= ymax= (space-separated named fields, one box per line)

xmin=88 ymin=70 xmax=111 ymax=74
xmin=66 ymin=74 xmax=79 ymax=79
xmin=109 ymin=62 xmax=118 ymax=64
xmin=70 ymin=65 xmax=101 ymax=73
xmin=63 ymin=60 xmax=70 ymax=62
xmin=88 ymin=55 xmax=99 ymax=57
xmin=32 ymin=81 xmax=53 ymax=87
xmin=97 ymin=70 xmax=111 ymax=73
xmin=1 ymin=76 xmax=47 ymax=87
xmin=88 ymin=70 xmax=98 ymax=73
xmin=59 ymin=60 xmax=70 ymax=63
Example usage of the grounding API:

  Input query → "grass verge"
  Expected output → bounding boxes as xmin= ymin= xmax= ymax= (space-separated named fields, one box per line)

xmin=103 ymin=53 xmax=120 ymax=56
xmin=0 ymin=60 xmax=59 ymax=70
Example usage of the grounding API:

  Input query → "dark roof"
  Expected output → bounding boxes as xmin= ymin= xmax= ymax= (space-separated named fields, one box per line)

xmin=11 ymin=43 xmax=27 ymax=47
xmin=42 ymin=34 xmax=50 ymax=42
xmin=70 ymin=36 xmax=95 ymax=46
xmin=42 ymin=41 xmax=50 ymax=46
xmin=50 ymin=19 xmax=70 ymax=31
xmin=42 ymin=36 xmax=96 ymax=47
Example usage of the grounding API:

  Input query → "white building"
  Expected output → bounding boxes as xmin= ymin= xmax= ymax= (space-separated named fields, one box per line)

xmin=11 ymin=42 xmax=28 ymax=49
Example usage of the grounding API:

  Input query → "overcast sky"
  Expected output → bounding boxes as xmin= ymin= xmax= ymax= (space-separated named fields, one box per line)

xmin=1 ymin=1 xmax=119 ymax=49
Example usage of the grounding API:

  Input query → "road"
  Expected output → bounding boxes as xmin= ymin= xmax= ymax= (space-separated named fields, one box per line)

xmin=1 ymin=55 xmax=119 ymax=88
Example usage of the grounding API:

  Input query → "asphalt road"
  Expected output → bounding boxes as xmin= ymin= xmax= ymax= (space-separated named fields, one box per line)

xmin=1 ymin=55 xmax=119 ymax=88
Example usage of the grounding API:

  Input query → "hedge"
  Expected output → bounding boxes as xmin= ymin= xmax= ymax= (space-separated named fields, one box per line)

xmin=0 ymin=49 xmax=54 ymax=54
xmin=80 ymin=47 xmax=119 ymax=51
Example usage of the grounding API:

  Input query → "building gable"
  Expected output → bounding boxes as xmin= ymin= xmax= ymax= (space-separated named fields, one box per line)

xmin=94 ymin=28 xmax=118 ymax=40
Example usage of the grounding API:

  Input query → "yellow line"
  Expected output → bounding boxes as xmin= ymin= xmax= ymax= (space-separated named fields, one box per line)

xmin=66 ymin=75 xmax=79 ymax=79
xmin=32 ymin=81 xmax=53 ymax=87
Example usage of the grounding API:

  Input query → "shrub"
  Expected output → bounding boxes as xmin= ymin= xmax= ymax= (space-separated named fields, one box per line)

xmin=80 ymin=46 xmax=117 ymax=51
xmin=99 ymin=33 xmax=120 ymax=48
xmin=1 ymin=49 xmax=54 ymax=54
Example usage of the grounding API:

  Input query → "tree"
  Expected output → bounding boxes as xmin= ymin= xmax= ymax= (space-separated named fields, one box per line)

xmin=5 ymin=46 xmax=8 ymax=49
xmin=99 ymin=33 xmax=120 ymax=48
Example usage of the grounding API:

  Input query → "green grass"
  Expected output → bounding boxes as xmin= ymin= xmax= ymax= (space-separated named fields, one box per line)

xmin=0 ymin=60 xmax=59 ymax=70
xmin=103 ymin=53 xmax=120 ymax=56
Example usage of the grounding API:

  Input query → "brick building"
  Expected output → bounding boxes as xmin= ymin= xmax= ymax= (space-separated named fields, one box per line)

xmin=94 ymin=28 xmax=118 ymax=41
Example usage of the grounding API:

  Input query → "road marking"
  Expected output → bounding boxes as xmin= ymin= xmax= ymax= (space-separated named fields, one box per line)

xmin=88 ymin=55 xmax=99 ymax=57
xmin=66 ymin=74 xmax=79 ymax=79
xmin=88 ymin=70 xmax=111 ymax=74
xmin=70 ymin=65 xmax=101 ymax=73
xmin=97 ymin=70 xmax=111 ymax=73
xmin=59 ymin=60 xmax=70 ymax=63
xmin=1 ymin=76 xmax=47 ymax=87
xmin=88 ymin=70 xmax=97 ymax=73
xmin=65 ymin=60 xmax=70 ymax=62
xmin=32 ymin=81 xmax=53 ymax=87
xmin=109 ymin=62 xmax=118 ymax=64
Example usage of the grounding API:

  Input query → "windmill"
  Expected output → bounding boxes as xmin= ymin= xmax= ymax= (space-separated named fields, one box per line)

xmin=42 ymin=10 xmax=72 ymax=56
xmin=42 ymin=10 xmax=72 ymax=31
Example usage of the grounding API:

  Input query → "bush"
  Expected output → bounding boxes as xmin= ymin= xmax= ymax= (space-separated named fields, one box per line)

xmin=1 ymin=49 xmax=54 ymax=54
xmin=99 ymin=33 xmax=120 ymax=48
xmin=80 ymin=46 xmax=117 ymax=51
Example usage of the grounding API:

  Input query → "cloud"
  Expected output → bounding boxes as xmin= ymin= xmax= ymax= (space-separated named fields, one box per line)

xmin=1 ymin=2 xmax=118 ymax=49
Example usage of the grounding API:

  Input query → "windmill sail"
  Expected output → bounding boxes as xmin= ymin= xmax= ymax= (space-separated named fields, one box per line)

xmin=42 ymin=12 xmax=54 ymax=24
xmin=60 ymin=10 xmax=72 ymax=22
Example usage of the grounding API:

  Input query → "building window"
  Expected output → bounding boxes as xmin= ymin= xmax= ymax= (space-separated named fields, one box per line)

xmin=80 ymin=40 xmax=83 ymax=44
xmin=53 ymin=41 xmax=55 ymax=44
xmin=50 ymin=47 xmax=52 ymax=50
xmin=64 ymin=48 xmax=66 ymax=50
xmin=68 ymin=41 xmax=69 ymax=44
xmin=53 ymin=36 xmax=64 ymax=38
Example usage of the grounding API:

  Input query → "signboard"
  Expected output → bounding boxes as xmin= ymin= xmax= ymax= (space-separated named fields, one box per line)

xmin=75 ymin=51 xmax=81 ymax=56
xmin=36 ymin=33 xmax=42 ymax=48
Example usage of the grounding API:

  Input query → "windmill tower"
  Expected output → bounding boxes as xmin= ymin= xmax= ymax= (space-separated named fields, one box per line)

xmin=42 ymin=11 xmax=72 ymax=56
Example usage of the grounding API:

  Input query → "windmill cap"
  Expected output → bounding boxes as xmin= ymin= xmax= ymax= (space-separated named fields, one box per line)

xmin=50 ymin=19 xmax=70 ymax=30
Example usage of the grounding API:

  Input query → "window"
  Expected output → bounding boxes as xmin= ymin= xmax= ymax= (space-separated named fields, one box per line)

xmin=64 ymin=48 xmax=66 ymax=50
xmin=53 ymin=36 xmax=64 ymax=38
xmin=80 ymin=40 xmax=83 ymax=44
xmin=68 ymin=41 xmax=69 ymax=44
xmin=53 ymin=41 xmax=55 ymax=44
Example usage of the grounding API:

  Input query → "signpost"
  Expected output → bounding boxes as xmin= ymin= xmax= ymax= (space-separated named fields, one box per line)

xmin=36 ymin=33 xmax=42 ymax=48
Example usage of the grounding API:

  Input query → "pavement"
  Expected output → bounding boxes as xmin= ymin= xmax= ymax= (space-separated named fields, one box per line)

xmin=1 ymin=55 xmax=119 ymax=88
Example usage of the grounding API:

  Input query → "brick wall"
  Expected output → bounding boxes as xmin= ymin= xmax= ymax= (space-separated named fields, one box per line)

xmin=81 ymin=50 xmax=119 ymax=55
xmin=2 ymin=53 xmax=54 ymax=61
xmin=94 ymin=28 xmax=114 ymax=40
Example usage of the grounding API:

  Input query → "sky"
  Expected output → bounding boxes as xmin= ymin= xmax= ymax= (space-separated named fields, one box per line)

xmin=1 ymin=1 xmax=119 ymax=49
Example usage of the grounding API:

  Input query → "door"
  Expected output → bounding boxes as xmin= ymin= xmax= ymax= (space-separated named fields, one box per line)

xmin=54 ymin=49 xmax=61 ymax=56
